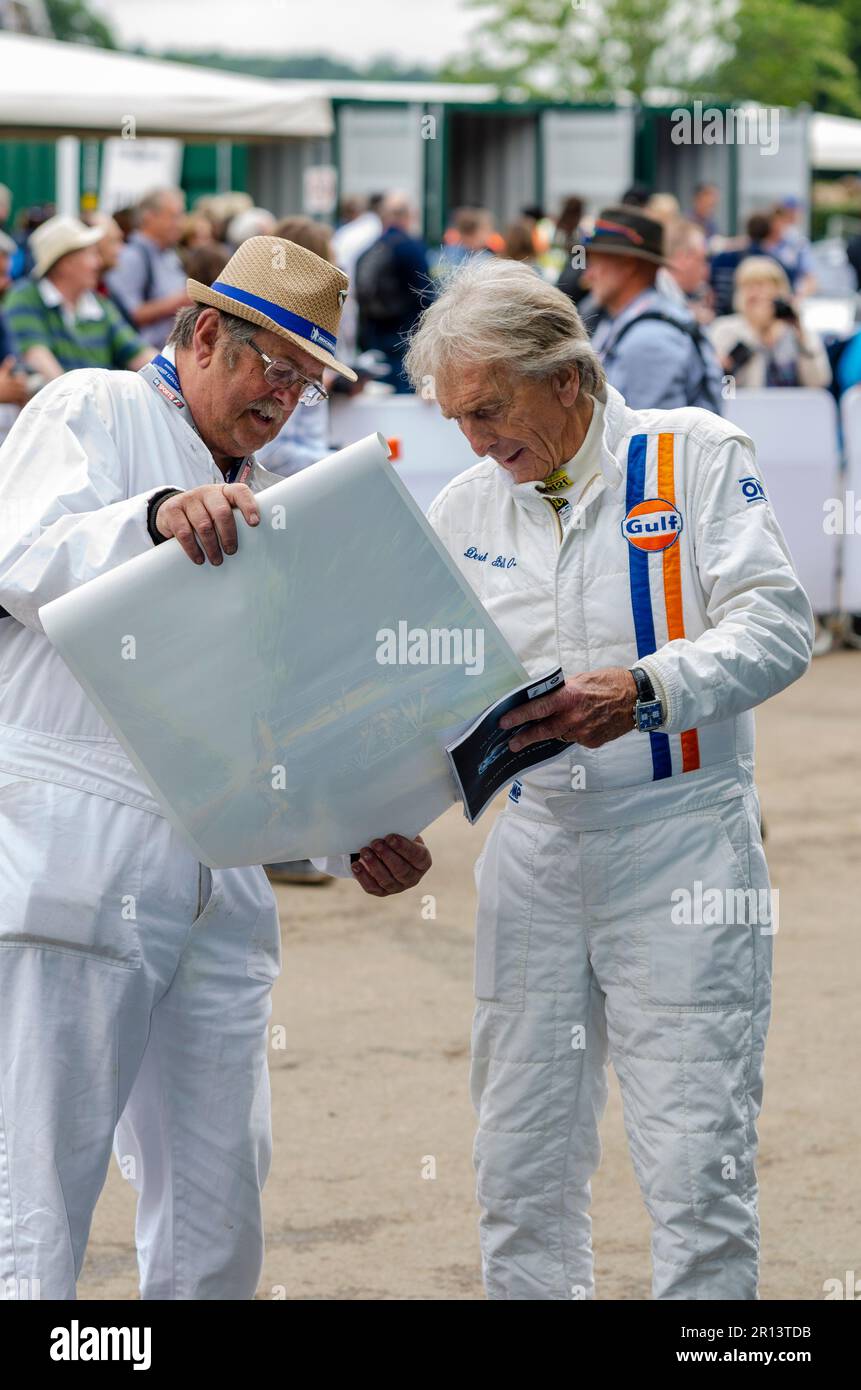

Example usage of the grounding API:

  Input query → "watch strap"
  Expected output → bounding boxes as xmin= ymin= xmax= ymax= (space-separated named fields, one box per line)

xmin=630 ymin=665 xmax=656 ymax=703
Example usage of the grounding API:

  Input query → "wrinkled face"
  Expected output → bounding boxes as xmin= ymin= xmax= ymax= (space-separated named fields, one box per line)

xmin=695 ymin=186 xmax=719 ymax=218
xmin=97 ymin=221 xmax=124 ymax=269
xmin=54 ymin=245 xmax=101 ymax=296
xmin=186 ymin=309 xmax=325 ymax=461
xmin=436 ymin=361 xmax=581 ymax=483
xmin=673 ymin=238 xmax=708 ymax=294
xmin=583 ymin=251 xmax=643 ymax=312
xmin=145 ymin=194 xmax=185 ymax=248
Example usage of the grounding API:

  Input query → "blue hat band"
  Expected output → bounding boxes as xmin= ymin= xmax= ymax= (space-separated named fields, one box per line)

xmin=209 ymin=281 xmax=338 ymax=355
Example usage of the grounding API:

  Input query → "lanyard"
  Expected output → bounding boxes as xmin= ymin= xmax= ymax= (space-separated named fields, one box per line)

xmin=139 ymin=353 xmax=254 ymax=485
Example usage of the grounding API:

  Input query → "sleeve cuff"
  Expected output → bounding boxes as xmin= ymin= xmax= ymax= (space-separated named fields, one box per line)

xmin=146 ymin=488 xmax=182 ymax=545
xmin=310 ymin=854 xmax=355 ymax=880
xmin=636 ymin=655 xmax=676 ymax=730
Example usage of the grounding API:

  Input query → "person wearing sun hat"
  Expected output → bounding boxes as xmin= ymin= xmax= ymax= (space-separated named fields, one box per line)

xmin=583 ymin=204 xmax=723 ymax=412
xmin=3 ymin=213 xmax=152 ymax=380
xmin=0 ymin=234 xmax=431 ymax=1300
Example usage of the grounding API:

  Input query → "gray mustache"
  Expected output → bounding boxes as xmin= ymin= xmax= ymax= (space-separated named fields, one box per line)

xmin=247 ymin=399 xmax=285 ymax=422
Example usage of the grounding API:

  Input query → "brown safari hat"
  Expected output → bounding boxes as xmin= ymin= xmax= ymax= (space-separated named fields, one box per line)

xmin=187 ymin=235 xmax=357 ymax=382
xmin=584 ymin=206 xmax=668 ymax=266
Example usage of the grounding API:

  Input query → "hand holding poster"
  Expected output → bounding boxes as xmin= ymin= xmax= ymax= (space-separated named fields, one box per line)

xmin=40 ymin=434 xmax=530 ymax=867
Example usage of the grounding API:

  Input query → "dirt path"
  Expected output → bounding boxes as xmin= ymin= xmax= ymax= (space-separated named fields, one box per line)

xmin=78 ymin=651 xmax=861 ymax=1300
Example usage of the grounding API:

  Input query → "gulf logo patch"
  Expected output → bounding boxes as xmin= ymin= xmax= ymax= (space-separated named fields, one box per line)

xmin=621 ymin=497 xmax=683 ymax=552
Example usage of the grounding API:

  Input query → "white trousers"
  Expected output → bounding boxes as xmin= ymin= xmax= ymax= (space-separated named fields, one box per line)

xmin=471 ymin=764 xmax=775 ymax=1300
xmin=0 ymin=774 xmax=281 ymax=1300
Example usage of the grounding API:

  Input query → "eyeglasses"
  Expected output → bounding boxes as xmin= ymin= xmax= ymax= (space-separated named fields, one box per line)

xmin=247 ymin=338 xmax=328 ymax=408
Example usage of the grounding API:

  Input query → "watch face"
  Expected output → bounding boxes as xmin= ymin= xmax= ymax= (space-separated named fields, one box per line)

xmin=636 ymin=700 xmax=663 ymax=731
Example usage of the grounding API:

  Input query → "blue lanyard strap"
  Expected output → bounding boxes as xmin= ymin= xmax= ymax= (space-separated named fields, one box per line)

xmin=151 ymin=352 xmax=181 ymax=394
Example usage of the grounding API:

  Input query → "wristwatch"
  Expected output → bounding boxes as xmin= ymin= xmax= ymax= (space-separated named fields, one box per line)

xmin=630 ymin=666 xmax=664 ymax=731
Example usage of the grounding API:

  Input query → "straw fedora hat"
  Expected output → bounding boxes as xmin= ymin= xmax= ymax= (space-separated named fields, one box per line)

xmin=30 ymin=214 xmax=104 ymax=279
xmin=187 ymin=235 xmax=357 ymax=382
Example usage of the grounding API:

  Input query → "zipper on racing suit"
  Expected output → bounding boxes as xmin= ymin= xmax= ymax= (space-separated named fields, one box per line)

xmin=546 ymin=469 xmax=602 ymax=675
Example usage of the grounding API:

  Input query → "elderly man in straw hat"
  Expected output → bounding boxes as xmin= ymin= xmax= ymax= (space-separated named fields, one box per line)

xmin=0 ymin=235 xmax=431 ymax=1301
xmin=404 ymin=256 xmax=813 ymax=1301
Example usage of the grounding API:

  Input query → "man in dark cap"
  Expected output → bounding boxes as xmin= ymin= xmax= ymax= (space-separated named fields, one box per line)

xmin=584 ymin=205 xmax=723 ymax=413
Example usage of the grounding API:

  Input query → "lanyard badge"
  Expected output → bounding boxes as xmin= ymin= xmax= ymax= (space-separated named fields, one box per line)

xmin=140 ymin=354 xmax=254 ymax=485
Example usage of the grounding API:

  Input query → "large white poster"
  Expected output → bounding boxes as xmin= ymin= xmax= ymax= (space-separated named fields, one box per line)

xmin=100 ymin=137 xmax=183 ymax=215
xmin=40 ymin=435 xmax=526 ymax=868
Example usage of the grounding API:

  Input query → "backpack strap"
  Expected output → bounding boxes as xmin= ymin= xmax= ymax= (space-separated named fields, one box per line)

xmin=610 ymin=309 xmax=722 ymax=413
xmin=131 ymin=237 xmax=157 ymax=303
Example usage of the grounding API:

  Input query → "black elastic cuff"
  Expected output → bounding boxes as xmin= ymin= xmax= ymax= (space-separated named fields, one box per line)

xmin=147 ymin=488 xmax=182 ymax=545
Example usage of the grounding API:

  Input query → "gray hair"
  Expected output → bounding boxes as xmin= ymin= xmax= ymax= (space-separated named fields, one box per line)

xmin=404 ymin=256 xmax=606 ymax=396
xmin=136 ymin=187 xmax=183 ymax=218
xmin=168 ymin=303 xmax=257 ymax=368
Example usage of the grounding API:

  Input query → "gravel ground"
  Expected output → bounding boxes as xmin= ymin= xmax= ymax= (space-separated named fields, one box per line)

xmin=78 ymin=650 xmax=861 ymax=1300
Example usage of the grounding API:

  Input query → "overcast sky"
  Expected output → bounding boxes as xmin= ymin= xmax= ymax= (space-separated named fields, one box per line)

xmin=93 ymin=0 xmax=479 ymax=66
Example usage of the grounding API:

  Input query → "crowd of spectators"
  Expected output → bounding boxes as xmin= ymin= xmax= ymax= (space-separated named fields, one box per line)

xmin=0 ymin=176 xmax=856 ymax=454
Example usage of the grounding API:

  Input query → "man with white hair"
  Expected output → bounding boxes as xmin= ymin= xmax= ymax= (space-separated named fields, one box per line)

xmin=227 ymin=207 xmax=276 ymax=249
xmin=405 ymin=257 xmax=813 ymax=1300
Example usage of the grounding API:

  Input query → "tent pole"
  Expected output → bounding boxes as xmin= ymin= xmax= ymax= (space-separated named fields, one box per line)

xmin=56 ymin=135 xmax=81 ymax=217
xmin=217 ymin=141 xmax=232 ymax=193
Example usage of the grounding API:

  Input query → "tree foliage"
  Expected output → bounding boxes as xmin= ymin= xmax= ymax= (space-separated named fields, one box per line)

xmin=711 ymin=0 xmax=861 ymax=115
xmin=441 ymin=0 xmax=861 ymax=114
xmin=440 ymin=0 xmax=733 ymax=101
xmin=43 ymin=0 xmax=116 ymax=48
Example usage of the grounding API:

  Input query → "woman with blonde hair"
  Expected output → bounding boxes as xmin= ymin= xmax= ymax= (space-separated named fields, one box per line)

xmin=646 ymin=191 xmax=680 ymax=225
xmin=709 ymin=255 xmax=830 ymax=388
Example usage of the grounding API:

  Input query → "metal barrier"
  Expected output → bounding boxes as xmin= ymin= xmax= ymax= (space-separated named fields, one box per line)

xmin=723 ymin=388 xmax=842 ymax=614
xmin=330 ymin=392 xmax=478 ymax=513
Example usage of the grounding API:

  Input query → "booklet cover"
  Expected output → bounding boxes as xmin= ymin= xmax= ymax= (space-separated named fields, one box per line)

xmin=445 ymin=667 xmax=571 ymax=823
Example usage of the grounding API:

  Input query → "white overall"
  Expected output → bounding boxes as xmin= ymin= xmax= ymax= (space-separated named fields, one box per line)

xmin=0 ymin=354 xmax=284 ymax=1298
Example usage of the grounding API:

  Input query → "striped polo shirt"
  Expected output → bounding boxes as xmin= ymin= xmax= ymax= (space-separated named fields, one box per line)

xmin=4 ymin=275 xmax=146 ymax=372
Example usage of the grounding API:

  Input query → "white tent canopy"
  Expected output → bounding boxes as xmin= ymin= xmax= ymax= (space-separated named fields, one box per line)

xmin=0 ymin=32 xmax=333 ymax=140
xmin=810 ymin=112 xmax=861 ymax=172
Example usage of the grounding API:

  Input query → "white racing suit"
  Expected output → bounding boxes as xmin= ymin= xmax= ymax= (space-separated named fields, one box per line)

xmin=429 ymin=384 xmax=814 ymax=1300
xmin=0 ymin=354 xmax=285 ymax=1299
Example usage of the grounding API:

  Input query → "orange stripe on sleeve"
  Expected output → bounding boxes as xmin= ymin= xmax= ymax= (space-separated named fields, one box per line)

xmin=657 ymin=434 xmax=700 ymax=772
